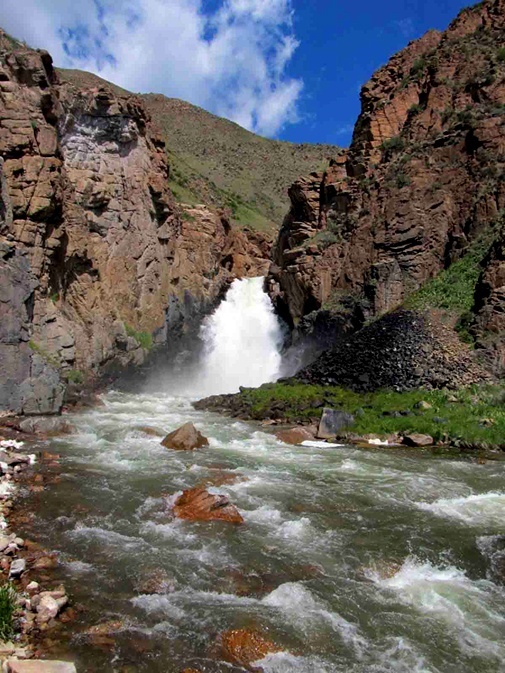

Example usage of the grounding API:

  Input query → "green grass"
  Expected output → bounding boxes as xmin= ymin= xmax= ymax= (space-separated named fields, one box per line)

xmin=405 ymin=233 xmax=495 ymax=314
xmin=125 ymin=325 xmax=153 ymax=351
xmin=0 ymin=584 xmax=17 ymax=642
xmin=231 ymin=381 xmax=505 ymax=446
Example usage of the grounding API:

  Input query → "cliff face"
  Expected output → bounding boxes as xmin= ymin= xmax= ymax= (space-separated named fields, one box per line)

xmin=0 ymin=34 xmax=268 ymax=414
xmin=269 ymin=0 xmax=505 ymax=345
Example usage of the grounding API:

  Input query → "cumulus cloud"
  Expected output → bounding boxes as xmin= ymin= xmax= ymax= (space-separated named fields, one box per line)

xmin=0 ymin=0 xmax=303 ymax=137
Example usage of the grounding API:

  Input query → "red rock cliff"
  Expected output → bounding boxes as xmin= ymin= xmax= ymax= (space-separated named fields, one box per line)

xmin=269 ymin=0 xmax=505 ymax=340
xmin=0 ymin=33 xmax=269 ymax=414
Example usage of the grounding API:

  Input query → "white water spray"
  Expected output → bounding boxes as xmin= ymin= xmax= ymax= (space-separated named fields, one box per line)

xmin=196 ymin=276 xmax=283 ymax=396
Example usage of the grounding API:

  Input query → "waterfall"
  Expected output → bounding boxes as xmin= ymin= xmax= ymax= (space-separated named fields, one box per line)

xmin=196 ymin=277 xmax=283 ymax=396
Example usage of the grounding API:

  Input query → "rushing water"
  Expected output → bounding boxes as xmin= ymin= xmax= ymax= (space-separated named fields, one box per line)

xmin=16 ymin=279 xmax=505 ymax=672
xmin=19 ymin=393 xmax=505 ymax=673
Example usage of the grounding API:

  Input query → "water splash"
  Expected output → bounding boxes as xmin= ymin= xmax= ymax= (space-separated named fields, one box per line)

xmin=195 ymin=276 xmax=283 ymax=396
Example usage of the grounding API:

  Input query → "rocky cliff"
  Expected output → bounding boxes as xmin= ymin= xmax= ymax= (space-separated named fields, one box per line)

xmin=268 ymin=0 xmax=505 ymax=373
xmin=0 ymin=32 xmax=269 ymax=415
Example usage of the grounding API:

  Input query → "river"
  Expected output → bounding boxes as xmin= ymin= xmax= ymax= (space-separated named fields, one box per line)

xmin=14 ymin=277 xmax=505 ymax=672
xmin=17 ymin=390 xmax=505 ymax=673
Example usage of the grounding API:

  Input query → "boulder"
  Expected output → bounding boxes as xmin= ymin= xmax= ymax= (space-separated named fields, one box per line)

xmin=317 ymin=408 xmax=354 ymax=439
xmin=275 ymin=427 xmax=314 ymax=445
xmin=6 ymin=662 xmax=77 ymax=673
xmin=216 ymin=629 xmax=280 ymax=668
xmin=161 ymin=423 xmax=209 ymax=451
xmin=173 ymin=487 xmax=244 ymax=524
xmin=18 ymin=417 xmax=74 ymax=435
xmin=9 ymin=558 xmax=26 ymax=577
xmin=402 ymin=433 xmax=434 ymax=447
xmin=36 ymin=594 xmax=60 ymax=624
xmin=134 ymin=569 xmax=175 ymax=594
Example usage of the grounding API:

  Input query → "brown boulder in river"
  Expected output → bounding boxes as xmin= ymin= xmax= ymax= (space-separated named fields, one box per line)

xmin=275 ymin=427 xmax=314 ymax=445
xmin=215 ymin=628 xmax=280 ymax=668
xmin=173 ymin=488 xmax=244 ymax=524
xmin=161 ymin=423 xmax=209 ymax=451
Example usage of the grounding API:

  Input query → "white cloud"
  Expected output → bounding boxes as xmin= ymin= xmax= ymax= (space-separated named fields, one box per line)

xmin=0 ymin=0 xmax=303 ymax=137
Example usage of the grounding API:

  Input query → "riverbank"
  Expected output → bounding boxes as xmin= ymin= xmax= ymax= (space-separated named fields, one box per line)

xmin=0 ymin=422 xmax=76 ymax=672
xmin=194 ymin=381 xmax=505 ymax=454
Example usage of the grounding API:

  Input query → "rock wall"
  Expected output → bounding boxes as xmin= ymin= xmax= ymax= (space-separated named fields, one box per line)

xmin=268 ymin=0 xmax=505 ymax=338
xmin=472 ymin=226 xmax=505 ymax=374
xmin=0 ymin=33 xmax=269 ymax=414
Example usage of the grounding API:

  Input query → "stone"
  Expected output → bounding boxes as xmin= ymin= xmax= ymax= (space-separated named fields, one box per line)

xmin=415 ymin=400 xmax=432 ymax=410
xmin=0 ymin=534 xmax=10 ymax=552
xmin=317 ymin=408 xmax=354 ymax=439
xmin=6 ymin=662 xmax=77 ymax=673
xmin=173 ymin=487 xmax=244 ymax=524
xmin=26 ymin=581 xmax=39 ymax=594
xmin=18 ymin=417 xmax=74 ymax=435
xmin=275 ymin=427 xmax=314 ymax=445
xmin=161 ymin=423 xmax=209 ymax=451
xmin=402 ymin=433 xmax=434 ymax=447
xmin=36 ymin=594 xmax=60 ymax=624
xmin=9 ymin=558 xmax=26 ymax=577
xmin=31 ymin=555 xmax=58 ymax=571
xmin=135 ymin=569 xmax=175 ymax=594
xmin=215 ymin=629 xmax=280 ymax=668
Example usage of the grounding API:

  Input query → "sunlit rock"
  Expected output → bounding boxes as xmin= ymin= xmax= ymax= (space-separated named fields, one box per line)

xmin=161 ymin=423 xmax=209 ymax=451
xmin=173 ymin=487 xmax=244 ymax=524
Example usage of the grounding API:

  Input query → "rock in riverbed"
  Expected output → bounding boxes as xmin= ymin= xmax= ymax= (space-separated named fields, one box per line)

xmin=215 ymin=629 xmax=280 ymax=668
xmin=402 ymin=433 xmax=434 ymax=447
xmin=275 ymin=427 xmax=314 ymax=445
xmin=161 ymin=423 xmax=209 ymax=451
xmin=173 ymin=487 xmax=244 ymax=524
xmin=317 ymin=408 xmax=355 ymax=439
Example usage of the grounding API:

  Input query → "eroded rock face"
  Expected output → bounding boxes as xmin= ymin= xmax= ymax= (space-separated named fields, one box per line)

xmin=472 ymin=228 xmax=505 ymax=375
xmin=0 ymin=33 xmax=270 ymax=414
xmin=161 ymin=422 xmax=209 ymax=451
xmin=268 ymin=0 xmax=505 ymax=338
xmin=172 ymin=487 xmax=244 ymax=524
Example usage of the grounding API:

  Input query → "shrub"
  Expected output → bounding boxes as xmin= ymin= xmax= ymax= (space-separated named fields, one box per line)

xmin=408 ymin=103 xmax=424 ymax=116
xmin=125 ymin=325 xmax=153 ymax=351
xmin=64 ymin=369 xmax=84 ymax=385
xmin=0 ymin=584 xmax=16 ymax=641
xmin=497 ymin=47 xmax=505 ymax=63
xmin=380 ymin=136 xmax=405 ymax=153
xmin=410 ymin=56 xmax=427 ymax=78
xmin=396 ymin=173 xmax=412 ymax=188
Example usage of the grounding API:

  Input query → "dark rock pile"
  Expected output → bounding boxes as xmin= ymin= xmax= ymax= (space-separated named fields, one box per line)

xmin=298 ymin=310 xmax=491 ymax=392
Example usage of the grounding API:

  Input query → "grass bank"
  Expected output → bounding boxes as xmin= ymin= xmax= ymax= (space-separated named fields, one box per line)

xmin=201 ymin=381 xmax=505 ymax=447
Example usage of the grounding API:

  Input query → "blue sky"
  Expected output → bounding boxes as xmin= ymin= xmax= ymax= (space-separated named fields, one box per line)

xmin=0 ymin=0 xmax=473 ymax=145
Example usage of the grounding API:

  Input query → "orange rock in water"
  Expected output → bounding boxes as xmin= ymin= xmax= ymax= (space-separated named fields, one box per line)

xmin=275 ymin=427 xmax=314 ymax=445
xmin=216 ymin=629 xmax=280 ymax=668
xmin=161 ymin=423 xmax=209 ymax=451
xmin=173 ymin=487 xmax=244 ymax=524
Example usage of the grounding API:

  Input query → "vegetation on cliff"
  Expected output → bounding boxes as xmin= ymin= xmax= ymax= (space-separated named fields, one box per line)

xmin=58 ymin=69 xmax=339 ymax=234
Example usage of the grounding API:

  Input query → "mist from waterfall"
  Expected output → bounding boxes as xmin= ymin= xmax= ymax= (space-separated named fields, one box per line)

xmin=195 ymin=276 xmax=283 ymax=396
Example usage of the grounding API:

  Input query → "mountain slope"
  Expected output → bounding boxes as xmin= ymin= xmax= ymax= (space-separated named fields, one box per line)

xmin=58 ymin=68 xmax=339 ymax=234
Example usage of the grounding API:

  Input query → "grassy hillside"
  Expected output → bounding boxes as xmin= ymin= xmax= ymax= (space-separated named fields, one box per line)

xmin=58 ymin=68 xmax=339 ymax=234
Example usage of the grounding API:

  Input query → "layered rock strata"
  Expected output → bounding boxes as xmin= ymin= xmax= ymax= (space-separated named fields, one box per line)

xmin=268 ymin=0 xmax=505 ymax=357
xmin=0 ymin=32 xmax=269 ymax=414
